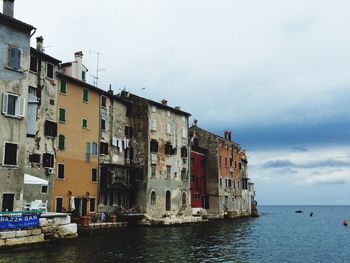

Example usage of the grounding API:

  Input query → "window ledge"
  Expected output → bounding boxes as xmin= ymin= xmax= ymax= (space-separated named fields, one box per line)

xmin=5 ymin=66 xmax=24 ymax=73
xmin=1 ymin=164 xmax=19 ymax=168
xmin=2 ymin=113 xmax=24 ymax=119
xmin=59 ymin=92 xmax=67 ymax=96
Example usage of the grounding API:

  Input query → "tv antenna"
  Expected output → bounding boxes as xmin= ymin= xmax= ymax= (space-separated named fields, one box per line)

xmin=89 ymin=50 xmax=109 ymax=87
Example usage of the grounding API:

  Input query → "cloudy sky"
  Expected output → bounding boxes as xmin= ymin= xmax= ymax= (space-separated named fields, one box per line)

xmin=13 ymin=0 xmax=350 ymax=205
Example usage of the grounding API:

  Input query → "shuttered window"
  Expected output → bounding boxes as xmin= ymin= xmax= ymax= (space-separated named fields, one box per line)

xmin=150 ymin=140 xmax=158 ymax=153
xmin=83 ymin=88 xmax=89 ymax=102
xmin=2 ymin=93 xmax=25 ymax=118
xmin=58 ymin=135 xmax=65 ymax=150
xmin=60 ymin=80 xmax=67 ymax=94
xmin=59 ymin=108 xmax=66 ymax=122
xmin=8 ymin=47 xmax=21 ymax=70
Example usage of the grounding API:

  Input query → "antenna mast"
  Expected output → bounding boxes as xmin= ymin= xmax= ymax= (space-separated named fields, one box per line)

xmin=90 ymin=50 xmax=107 ymax=87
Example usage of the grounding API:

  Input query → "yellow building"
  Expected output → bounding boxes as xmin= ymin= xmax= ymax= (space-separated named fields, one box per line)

xmin=52 ymin=52 xmax=100 ymax=216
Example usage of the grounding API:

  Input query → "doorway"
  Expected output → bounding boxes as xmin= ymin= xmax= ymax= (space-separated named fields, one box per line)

xmin=166 ymin=190 xmax=171 ymax=211
xmin=2 ymin=194 xmax=15 ymax=212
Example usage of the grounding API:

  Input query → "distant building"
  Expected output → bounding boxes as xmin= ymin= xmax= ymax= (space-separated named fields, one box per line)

xmin=0 ymin=0 xmax=36 ymax=211
xmin=190 ymin=123 xmax=255 ymax=218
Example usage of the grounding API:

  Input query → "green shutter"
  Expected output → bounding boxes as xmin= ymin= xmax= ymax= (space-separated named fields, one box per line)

xmin=59 ymin=108 xmax=66 ymax=122
xmin=82 ymin=118 xmax=88 ymax=128
xmin=60 ymin=80 xmax=67 ymax=94
xmin=59 ymin=135 xmax=65 ymax=150
xmin=83 ymin=88 xmax=88 ymax=102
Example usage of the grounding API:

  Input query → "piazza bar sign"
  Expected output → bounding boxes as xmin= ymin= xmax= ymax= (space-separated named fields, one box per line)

xmin=0 ymin=212 xmax=41 ymax=229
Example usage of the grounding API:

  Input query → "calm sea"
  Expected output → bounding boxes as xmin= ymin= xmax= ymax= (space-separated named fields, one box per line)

xmin=0 ymin=206 xmax=349 ymax=263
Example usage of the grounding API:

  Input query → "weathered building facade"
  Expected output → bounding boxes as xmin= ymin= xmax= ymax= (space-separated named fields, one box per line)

xmin=0 ymin=1 xmax=35 ymax=211
xmin=52 ymin=52 xmax=99 ymax=216
xmin=23 ymin=37 xmax=61 ymax=211
xmin=190 ymin=123 xmax=255 ymax=218
xmin=116 ymin=92 xmax=192 ymax=219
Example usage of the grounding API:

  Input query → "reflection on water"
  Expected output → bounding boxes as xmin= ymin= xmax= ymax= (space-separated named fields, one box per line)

xmin=1 ymin=206 xmax=350 ymax=262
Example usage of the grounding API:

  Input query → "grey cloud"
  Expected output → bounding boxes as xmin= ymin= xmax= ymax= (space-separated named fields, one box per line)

xmin=261 ymin=158 xmax=350 ymax=169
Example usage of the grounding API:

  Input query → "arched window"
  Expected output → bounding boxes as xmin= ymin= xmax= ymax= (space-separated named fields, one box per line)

xmin=182 ymin=192 xmax=186 ymax=207
xmin=150 ymin=191 xmax=156 ymax=205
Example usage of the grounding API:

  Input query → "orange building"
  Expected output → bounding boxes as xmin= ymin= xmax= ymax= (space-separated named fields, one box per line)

xmin=51 ymin=52 xmax=100 ymax=216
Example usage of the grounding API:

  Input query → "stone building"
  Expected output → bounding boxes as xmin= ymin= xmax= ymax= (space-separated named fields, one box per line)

xmin=23 ymin=36 xmax=61 ymax=211
xmin=98 ymin=88 xmax=142 ymax=213
xmin=190 ymin=122 xmax=255 ymax=218
xmin=0 ymin=0 xmax=35 ymax=211
xmin=116 ymin=92 xmax=192 ymax=219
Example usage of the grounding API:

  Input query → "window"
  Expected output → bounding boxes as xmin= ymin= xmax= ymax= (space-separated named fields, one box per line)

xmin=2 ymin=93 xmax=25 ymax=118
xmin=151 ymin=118 xmax=157 ymax=131
xmin=30 ymin=55 xmax=37 ymax=72
xmin=90 ymin=198 xmax=95 ymax=212
xmin=182 ymin=127 xmax=187 ymax=139
xmin=46 ymin=63 xmax=54 ymax=79
xmin=92 ymin=143 xmax=98 ymax=156
xmin=44 ymin=120 xmax=57 ymax=137
xmin=166 ymin=123 xmax=172 ymax=135
xmin=225 ymin=179 xmax=228 ymax=187
xmin=59 ymin=108 xmax=66 ymax=122
xmin=182 ymin=193 xmax=187 ymax=207
xmin=165 ymin=143 xmax=173 ymax=155
xmin=230 ymin=158 xmax=233 ymax=167
xmin=166 ymin=166 xmax=171 ymax=179
xmin=29 ymin=153 xmax=40 ymax=163
xmin=181 ymin=168 xmax=187 ymax=181
xmin=60 ymin=80 xmax=67 ymax=94
xmin=57 ymin=164 xmax=64 ymax=179
xmin=58 ymin=135 xmax=65 ymax=150
xmin=8 ymin=46 xmax=21 ymax=70
xmin=239 ymin=162 xmax=242 ymax=170
xmin=3 ymin=142 xmax=17 ymax=165
xmin=219 ymin=177 xmax=223 ymax=187
xmin=43 ymin=153 xmax=54 ymax=168
xmin=56 ymin=197 xmax=63 ymax=213
xmin=125 ymin=126 xmax=133 ymax=138
xmin=101 ymin=96 xmax=106 ymax=108
xmin=150 ymin=191 xmax=156 ymax=204
xmin=225 ymin=158 xmax=228 ymax=167
xmin=150 ymin=140 xmax=158 ymax=153
xmin=101 ymin=117 xmax=106 ymax=131
xmin=41 ymin=185 xmax=48 ymax=194
xmin=82 ymin=71 xmax=86 ymax=81
xmin=82 ymin=88 xmax=89 ymax=102
xmin=181 ymin=146 xmax=188 ymax=158
xmin=219 ymin=156 xmax=222 ymax=165
xmin=82 ymin=118 xmax=88 ymax=129
xmin=151 ymin=164 xmax=156 ymax=178
xmin=91 ymin=168 xmax=97 ymax=182
xmin=100 ymin=142 xmax=108 ymax=155
xmin=86 ymin=142 xmax=91 ymax=161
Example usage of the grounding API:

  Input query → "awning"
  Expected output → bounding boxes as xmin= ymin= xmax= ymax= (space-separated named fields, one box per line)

xmin=24 ymin=174 xmax=49 ymax=185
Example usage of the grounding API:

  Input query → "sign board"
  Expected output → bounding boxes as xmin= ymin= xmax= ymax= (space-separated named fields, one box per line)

xmin=0 ymin=212 xmax=41 ymax=229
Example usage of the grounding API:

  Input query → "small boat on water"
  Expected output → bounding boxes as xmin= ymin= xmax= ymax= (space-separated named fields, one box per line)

xmin=295 ymin=210 xmax=303 ymax=213
xmin=343 ymin=219 xmax=348 ymax=226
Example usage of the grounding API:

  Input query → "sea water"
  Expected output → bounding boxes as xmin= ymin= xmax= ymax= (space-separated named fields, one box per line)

xmin=0 ymin=206 xmax=349 ymax=262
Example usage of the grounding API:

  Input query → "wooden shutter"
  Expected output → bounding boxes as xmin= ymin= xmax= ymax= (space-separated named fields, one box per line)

xmin=2 ymin=93 xmax=8 ymax=114
xmin=18 ymin=97 xmax=25 ymax=117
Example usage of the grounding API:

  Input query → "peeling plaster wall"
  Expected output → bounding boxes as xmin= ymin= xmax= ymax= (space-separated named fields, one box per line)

xmin=146 ymin=105 xmax=191 ymax=219
xmin=23 ymin=53 xmax=59 ymax=211
xmin=0 ymin=23 xmax=31 ymax=211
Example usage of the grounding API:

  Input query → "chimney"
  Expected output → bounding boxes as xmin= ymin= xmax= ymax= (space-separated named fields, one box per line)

xmin=36 ymin=36 xmax=44 ymax=52
xmin=224 ymin=130 xmax=232 ymax=141
xmin=161 ymin=99 xmax=168 ymax=106
xmin=175 ymin=106 xmax=181 ymax=110
xmin=74 ymin=51 xmax=83 ymax=81
xmin=108 ymin=84 xmax=113 ymax=95
xmin=193 ymin=119 xmax=198 ymax=126
xmin=3 ymin=0 xmax=14 ymax=17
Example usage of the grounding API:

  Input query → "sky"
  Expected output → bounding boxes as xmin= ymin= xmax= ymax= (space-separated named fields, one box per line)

xmin=11 ymin=0 xmax=350 ymax=205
